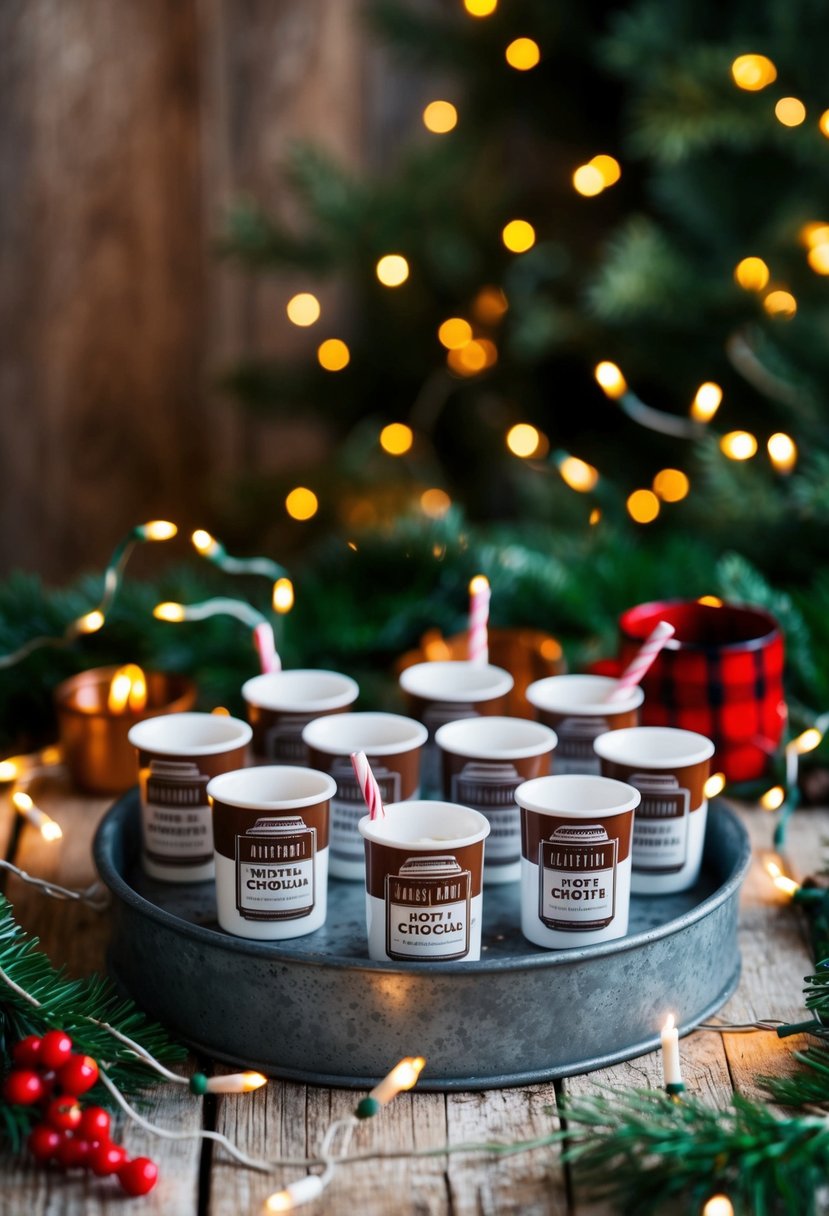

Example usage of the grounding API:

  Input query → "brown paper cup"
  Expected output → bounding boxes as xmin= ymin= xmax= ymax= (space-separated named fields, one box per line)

xmin=128 ymin=712 xmax=252 ymax=883
xmin=207 ymin=765 xmax=336 ymax=940
xmin=594 ymin=726 xmax=715 ymax=895
xmin=242 ymin=670 xmax=359 ymax=765
xmin=302 ymin=712 xmax=428 ymax=881
xmin=525 ymin=675 xmax=643 ymax=776
xmin=435 ymin=716 xmax=556 ymax=884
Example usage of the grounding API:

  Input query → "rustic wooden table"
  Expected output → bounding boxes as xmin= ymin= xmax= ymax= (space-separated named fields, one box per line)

xmin=0 ymin=778 xmax=819 ymax=1215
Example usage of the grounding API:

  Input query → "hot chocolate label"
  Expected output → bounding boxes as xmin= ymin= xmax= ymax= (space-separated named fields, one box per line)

xmin=629 ymin=772 xmax=690 ymax=874
xmin=553 ymin=715 xmax=609 ymax=774
xmin=538 ymin=824 xmax=617 ymax=931
xmin=263 ymin=713 xmax=315 ymax=762
xmin=451 ymin=761 xmax=521 ymax=864
xmin=385 ymin=855 xmax=471 ymax=960
xmin=140 ymin=760 xmax=213 ymax=866
xmin=235 ymin=816 xmax=316 ymax=921
xmin=329 ymin=759 xmax=401 ymax=863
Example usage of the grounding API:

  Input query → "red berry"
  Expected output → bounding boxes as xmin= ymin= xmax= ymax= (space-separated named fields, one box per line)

xmin=38 ymin=1069 xmax=57 ymax=1096
xmin=3 ymin=1069 xmax=45 ymax=1105
xmin=91 ymin=1142 xmax=129 ymax=1177
xmin=57 ymin=1054 xmax=98 ymax=1095
xmin=27 ymin=1123 xmax=61 ymax=1163
xmin=12 ymin=1036 xmax=42 ymax=1068
xmin=79 ymin=1105 xmax=110 ymax=1141
xmin=39 ymin=1030 xmax=74 ymax=1070
xmin=44 ymin=1094 xmax=82 ymax=1131
xmin=118 ymin=1157 xmax=158 ymax=1197
xmin=55 ymin=1135 xmax=93 ymax=1170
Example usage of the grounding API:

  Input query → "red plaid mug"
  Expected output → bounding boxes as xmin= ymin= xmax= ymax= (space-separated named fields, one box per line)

xmin=617 ymin=600 xmax=786 ymax=783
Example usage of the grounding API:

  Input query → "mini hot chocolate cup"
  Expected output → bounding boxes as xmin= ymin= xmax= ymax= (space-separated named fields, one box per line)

xmin=207 ymin=765 xmax=336 ymax=941
xmin=525 ymin=675 xmax=643 ymax=776
xmin=302 ymin=712 xmax=428 ymax=881
xmin=398 ymin=661 xmax=514 ymax=794
xmin=359 ymin=801 xmax=490 ymax=963
xmin=593 ymin=726 xmax=715 ymax=895
xmin=128 ymin=712 xmax=252 ymax=884
xmin=515 ymin=774 xmax=640 ymax=950
xmin=242 ymin=669 xmax=359 ymax=766
xmin=435 ymin=716 xmax=557 ymax=885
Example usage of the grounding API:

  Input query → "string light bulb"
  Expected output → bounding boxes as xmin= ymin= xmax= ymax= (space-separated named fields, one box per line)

xmin=734 ymin=257 xmax=770 ymax=291
xmin=191 ymin=529 xmax=220 ymax=557
xmin=765 ymin=859 xmax=801 ymax=898
xmin=75 ymin=610 xmax=105 ymax=635
xmin=501 ymin=219 xmax=536 ymax=253
xmin=286 ymin=293 xmax=320 ymax=327
xmin=558 ymin=455 xmax=599 ymax=492
xmin=285 ymin=487 xmax=319 ymax=521
xmin=720 ymin=431 xmax=758 ymax=461
xmin=505 ymin=38 xmax=540 ymax=71
xmin=704 ymin=773 xmax=726 ymax=799
xmin=594 ymin=361 xmax=627 ymax=398
xmin=12 ymin=792 xmax=63 ymax=842
xmin=472 ymin=286 xmax=508 ymax=323
xmin=807 ymin=244 xmax=829 ymax=274
xmin=731 ymin=55 xmax=777 ymax=91
xmin=775 ymin=97 xmax=806 ymax=127
xmin=153 ymin=602 xmax=186 ymax=622
xmin=317 ymin=339 xmax=350 ymax=371
xmin=820 ymin=110 xmax=829 ymax=138
xmin=760 ymin=786 xmax=786 ymax=811
xmin=189 ymin=1071 xmax=267 ymax=1095
xmin=463 ymin=0 xmax=497 ymax=15
xmin=272 ymin=578 xmax=295 ymax=614
xmin=763 ymin=289 xmax=797 ymax=318
xmin=691 ymin=382 xmax=722 ymax=422
xmin=698 ymin=595 xmax=724 ymax=607
xmin=790 ymin=728 xmax=822 ymax=755
xmin=376 ymin=255 xmax=410 ymax=288
xmin=422 ymin=100 xmax=458 ymax=134
xmin=437 ymin=317 xmax=472 ymax=350
xmin=506 ymin=423 xmax=541 ymax=458
xmin=573 ymin=164 xmax=605 ymax=197
xmin=0 ymin=759 xmax=21 ymax=782
xmin=420 ymin=488 xmax=452 ymax=518
xmin=626 ymin=489 xmax=660 ymax=524
xmin=138 ymin=520 xmax=178 ymax=542
xmin=590 ymin=154 xmax=621 ymax=186
xmin=767 ymin=432 xmax=797 ymax=474
xmin=703 ymin=1196 xmax=735 ymax=1216
xmin=265 ymin=1177 xmax=325 ymax=1212
xmin=380 ymin=423 xmax=414 ymax=456
xmin=366 ymin=1057 xmax=426 ymax=1108
xmin=652 ymin=469 xmax=690 ymax=502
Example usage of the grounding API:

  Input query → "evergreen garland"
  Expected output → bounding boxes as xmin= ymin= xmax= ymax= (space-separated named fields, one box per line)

xmin=0 ymin=895 xmax=184 ymax=1151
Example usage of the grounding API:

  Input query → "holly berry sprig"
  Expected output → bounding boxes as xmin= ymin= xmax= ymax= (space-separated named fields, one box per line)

xmin=3 ymin=1029 xmax=158 ymax=1196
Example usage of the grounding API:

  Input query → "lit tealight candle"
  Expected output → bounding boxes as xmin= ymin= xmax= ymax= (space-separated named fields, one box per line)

xmin=190 ymin=1071 xmax=267 ymax=1095
xmin=660 ymin=1014 xmax=684 ymax=1093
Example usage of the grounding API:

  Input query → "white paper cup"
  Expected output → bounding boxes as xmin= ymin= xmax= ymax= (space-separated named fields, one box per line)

xmin=399 ymin=660 xmax=514 ymax=794
xmin=515 ymin=774 xmax=640 ymax=949
xmin=435 ymin=716 xmax=557 ymax=884
xmin=242 ymin=670 xmax=359 ymax=765
xmin=207 ymin=766 xmax=336 ymax=940
xmin=302 ymin=712 xmax=428 ymax=881
xmin=525 ymin=675 xmax=643 ymax=776
xmin=128 ymin=712 xmax=252 ymax=883
xmin=359 ymin=801 xmax=490 ymax=962
xmin=593 ymin=726 xmax=715 ymax=895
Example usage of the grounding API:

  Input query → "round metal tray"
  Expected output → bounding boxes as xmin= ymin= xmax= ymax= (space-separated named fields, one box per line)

xmin=93 ymin=792 xmax=750 ymax=1091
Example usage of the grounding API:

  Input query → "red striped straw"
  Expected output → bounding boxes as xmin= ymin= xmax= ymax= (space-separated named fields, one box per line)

xmin=468 ymin=575 xmax=491 ymax=666
xmin=607 ymin=620 xmax=675 ymax=702
xmin=253 ymin=622 xmax=282 ymax=674
xmin=351 ymin=750 xmax=386 ymax=821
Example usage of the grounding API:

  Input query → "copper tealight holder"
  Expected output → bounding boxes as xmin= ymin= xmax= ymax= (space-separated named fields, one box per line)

xmin=54 ymin=666 xmax=196 ymax=795
xmin=398 ymin=627 xmax=566 ymax=718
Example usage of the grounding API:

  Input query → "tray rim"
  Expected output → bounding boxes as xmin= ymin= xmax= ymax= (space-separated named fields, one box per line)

xmin=93 ymin=790 xmax=751 ymax=977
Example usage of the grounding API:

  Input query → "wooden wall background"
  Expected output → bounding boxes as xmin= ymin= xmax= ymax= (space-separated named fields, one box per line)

xmin=0 ymin=0 xmax=416 ymax=582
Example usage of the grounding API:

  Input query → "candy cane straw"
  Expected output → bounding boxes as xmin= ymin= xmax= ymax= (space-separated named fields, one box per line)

xmin=351 ymin=751 xmax=386 ymax=821
xmin=253 ymin=622 xmax=282 ymax=674
xmin=468 ymin=575 xmax=490 ymax=666
xmin=607 ymin=620 xmax=675 ymax=701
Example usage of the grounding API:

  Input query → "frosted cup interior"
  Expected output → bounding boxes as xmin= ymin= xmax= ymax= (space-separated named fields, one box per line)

xmin=302 ymin=712 xmax=428 ymax=881
xmin=525 ymin=674 xmax=643 ymax=776
xmin=515 ymin=774 xmax=640 ymax=950
xmin=594 ymin=727 xmax=715 ymax=896
xmin=242 ymin=669 xmax=359 ymax=765
xmin=128 ymin=712 xmax=252 ymax=884
xmin=435 ymin=716 xmax=557 ymax=885
xmin=207 ymin=765 xmax=336 ymax=941
xmin=359 ymin=801 xmax=490 ymax=963
xmin=399 ymin=661 xmax=514 ymax=794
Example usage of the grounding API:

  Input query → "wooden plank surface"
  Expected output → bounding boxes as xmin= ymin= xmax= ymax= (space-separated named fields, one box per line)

xmin=0 ymin=792 xmax=824 ymax=1215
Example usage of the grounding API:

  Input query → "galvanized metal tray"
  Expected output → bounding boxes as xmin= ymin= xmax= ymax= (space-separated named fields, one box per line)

xmin=93 ymin=792 xmax=750 ymax=1091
